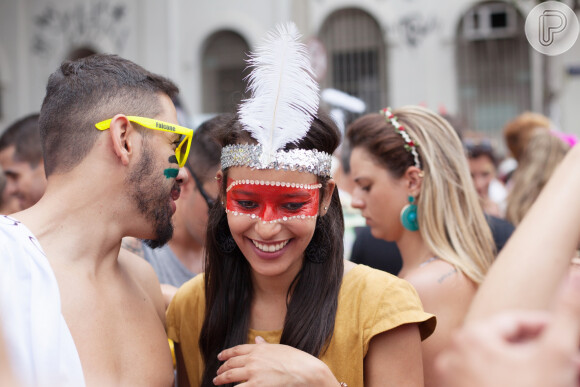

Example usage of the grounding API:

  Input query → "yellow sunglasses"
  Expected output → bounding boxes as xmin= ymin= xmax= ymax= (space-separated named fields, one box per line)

xmin=95 ymin=116 xmax=194 ymax=168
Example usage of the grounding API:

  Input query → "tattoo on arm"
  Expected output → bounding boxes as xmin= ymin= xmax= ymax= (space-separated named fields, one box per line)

xmin=121 ymin=237 xmax=145 ymax=258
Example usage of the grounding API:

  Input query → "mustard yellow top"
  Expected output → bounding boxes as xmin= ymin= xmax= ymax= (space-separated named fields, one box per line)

xmin=166 ymin=264 xmax=435 ymax=386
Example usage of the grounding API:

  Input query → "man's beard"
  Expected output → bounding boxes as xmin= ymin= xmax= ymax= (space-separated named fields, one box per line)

xmin=126 ymin=141 xmax=174 ymax=248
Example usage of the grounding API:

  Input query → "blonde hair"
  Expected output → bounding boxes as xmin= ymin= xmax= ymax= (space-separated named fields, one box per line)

xmin=347 ymin=106 xmax=495 ymax=284
xmin=506 ymin=131 xmax=569 ymax=225
xmin=503 ymin=112 xmax=551 ymax=161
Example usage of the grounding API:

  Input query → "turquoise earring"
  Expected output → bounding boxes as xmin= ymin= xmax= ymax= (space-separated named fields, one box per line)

xmin=400 ymin=196 xmax=419 ymax=231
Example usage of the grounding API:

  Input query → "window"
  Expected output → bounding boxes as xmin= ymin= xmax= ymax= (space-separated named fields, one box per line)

xmin=319 ymin=8 xmax=387 ymax=113
xmin=456 ymin=2 xmax=531 ymax=141
xmin=201 ymin=30 xmax=250 ymax=114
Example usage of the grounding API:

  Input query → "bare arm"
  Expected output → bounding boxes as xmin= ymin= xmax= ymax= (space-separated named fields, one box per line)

xmin=466 ymin=144 xmax=580 ymax=321
xmin=364 ymin=324 xmax=424 ymax=386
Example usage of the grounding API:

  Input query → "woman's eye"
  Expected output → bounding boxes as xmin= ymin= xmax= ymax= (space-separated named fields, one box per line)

xmin=362 ymin=185 xmax=371 ymax=192
xmin=282 ymin=202 xmax=307 ymax=211
xmin=237 ymin=200 xmax=258 ymax=209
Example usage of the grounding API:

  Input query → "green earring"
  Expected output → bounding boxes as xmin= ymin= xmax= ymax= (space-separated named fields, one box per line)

xmin=400 ymin=196 xmax=419 ymax=231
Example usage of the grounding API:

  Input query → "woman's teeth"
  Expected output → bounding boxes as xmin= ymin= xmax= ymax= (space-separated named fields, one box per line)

xmin=252 ymin=240 xmax=289 ymax=253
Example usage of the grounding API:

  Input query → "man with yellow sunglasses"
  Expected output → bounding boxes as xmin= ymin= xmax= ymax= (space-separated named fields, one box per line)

xmin=0 ymin=54 xmax=187 ymax=387
xmin=95 ymin=116 xmax=193 ymax=168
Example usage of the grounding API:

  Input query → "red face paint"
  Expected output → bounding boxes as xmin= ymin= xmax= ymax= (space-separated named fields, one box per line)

xmin=226 ymin=178 xmax=320 ymax=222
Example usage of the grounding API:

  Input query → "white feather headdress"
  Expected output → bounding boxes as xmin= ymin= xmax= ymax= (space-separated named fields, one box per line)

xmin=220 ymin=22 xmax=332 ymax=177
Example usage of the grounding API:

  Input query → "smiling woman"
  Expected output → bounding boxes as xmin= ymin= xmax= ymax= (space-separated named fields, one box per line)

xmin=165 ymin=22 xmax=435 ymax=387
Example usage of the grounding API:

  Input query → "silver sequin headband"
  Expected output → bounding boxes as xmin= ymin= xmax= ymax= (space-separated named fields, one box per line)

xmin=220 ymin=144 xmax=332 ymax=178
xmin=381 ymin=107 xmax=421 ymax=169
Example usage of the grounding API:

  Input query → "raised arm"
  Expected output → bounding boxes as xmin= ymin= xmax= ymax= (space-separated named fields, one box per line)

xmin=466 ymin=144 xmax=580 ymax=321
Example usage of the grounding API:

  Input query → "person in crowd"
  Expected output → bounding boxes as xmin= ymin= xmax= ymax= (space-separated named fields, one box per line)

xmin=0 ymin=165 xmax=20 ymax=214
xmin=0 ymin=54 xmax=192 ymax=386
xmin=505 ymin=130 xmax=569 ymax=226
xmin=436 ymin=132 xmax=580 ymax=387
xmin=503 ymin=111 xmax=551 ymax=163
xmin=332 ymin=138 xmax=369 ymax=261
xmin=123 ymin=114 xmax=223 ymax=307
xmin=0 ymin=114 xmax=47 ymax=210
xmin=166 ymin=23 xmax=435 ymax=387
xmin=464 ymin=138 xmax=506 ymax=218
xmin=347 ymin=106 xmax=495 ymax=386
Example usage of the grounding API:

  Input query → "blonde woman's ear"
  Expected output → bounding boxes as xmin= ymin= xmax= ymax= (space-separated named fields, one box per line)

xmin=405 ymin=166 xmax=424 ymax=194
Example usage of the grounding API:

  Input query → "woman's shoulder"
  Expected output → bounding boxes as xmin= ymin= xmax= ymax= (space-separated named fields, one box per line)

xmin=173 ymin=273 xmax=205 ymax=303
xmin=340 ymin=262 xmax=428 ymax=312
xmin=339 ymin=262 xmax=436 ymax=341
xmin=343 ymin=262 xmax=415 ymax=293
xmin=403 ymin=259 xmax=477 ymax=313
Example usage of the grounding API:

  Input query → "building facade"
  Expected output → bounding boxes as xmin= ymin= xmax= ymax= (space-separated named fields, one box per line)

xmin=0 ymin=0 xmax=579 ymax=153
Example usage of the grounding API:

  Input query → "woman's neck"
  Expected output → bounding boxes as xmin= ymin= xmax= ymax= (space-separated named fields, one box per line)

xmin=396 ymin=231 xmax=435 ymax=277
xmin=248 ymin=262 xmax=302 ymax=331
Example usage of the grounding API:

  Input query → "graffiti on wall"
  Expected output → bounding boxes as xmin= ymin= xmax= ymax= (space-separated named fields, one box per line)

xmin=32 ymin=1 xmax=129 ymax=57
xmin=394 ymin=13 xmax=439 ymax=47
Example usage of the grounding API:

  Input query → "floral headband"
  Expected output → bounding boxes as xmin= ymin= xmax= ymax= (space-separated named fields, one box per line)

xmin=381 ymin=107 xmax=421 ymax=169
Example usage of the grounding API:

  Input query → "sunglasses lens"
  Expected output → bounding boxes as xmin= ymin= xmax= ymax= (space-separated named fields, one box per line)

xmin=175 ymin=136 xmax=189 ymax=167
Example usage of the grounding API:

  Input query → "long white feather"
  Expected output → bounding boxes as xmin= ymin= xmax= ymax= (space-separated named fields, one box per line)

xmin=239 ymin=22 xmax=319 ymax=161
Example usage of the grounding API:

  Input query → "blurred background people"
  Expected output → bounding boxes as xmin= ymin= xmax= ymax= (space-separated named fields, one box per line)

xmin=0 ymin=165 xmax=20 ymax=214
xmin=505 ymin=131 xmax=570 ymax=226
xmin=123 ymin=114 xmax=223 ymax=308
xmin=503 ymin=111 xmax=551 ymax=163
xmin=0 ymin=114 xmax=47 ymax=210
xmin=465 ymin=138 xmax=507 ymax=218
xmin=347 ymin=106 xmax=495 ymax=386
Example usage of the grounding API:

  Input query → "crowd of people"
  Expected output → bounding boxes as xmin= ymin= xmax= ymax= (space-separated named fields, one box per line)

xmin=1 ymin=21 xmax=579 ymax=387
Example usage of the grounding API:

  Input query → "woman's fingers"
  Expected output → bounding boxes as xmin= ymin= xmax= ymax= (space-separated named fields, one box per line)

xmin=217 ymin=344 xmax=254 ymax=361
xmin=213 ymin=367 xmax=249 ymax=385
xmin=217 ymin=354 xmax=248 ymax=375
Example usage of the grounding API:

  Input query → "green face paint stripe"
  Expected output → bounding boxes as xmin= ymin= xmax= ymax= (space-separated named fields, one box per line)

xmin=164 ymin=168 xmax=179 ymax=179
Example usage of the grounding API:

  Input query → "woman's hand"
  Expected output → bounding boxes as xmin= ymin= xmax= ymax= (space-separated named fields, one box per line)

xmin=214 ymin=336 xmax=339 ymax=386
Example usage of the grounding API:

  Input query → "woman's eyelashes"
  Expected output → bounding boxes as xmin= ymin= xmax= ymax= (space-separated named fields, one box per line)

xmin=236 ymin=200 xmax=258 ymax=210
xmin=282 ymin=202 xmax=308 ymax=211
xmin=235 ymin=200 xmax=309 ymax=212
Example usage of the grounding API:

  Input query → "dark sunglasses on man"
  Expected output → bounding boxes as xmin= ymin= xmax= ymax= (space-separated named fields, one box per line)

xmin=185 ymin=165 xmax=216 ymax=210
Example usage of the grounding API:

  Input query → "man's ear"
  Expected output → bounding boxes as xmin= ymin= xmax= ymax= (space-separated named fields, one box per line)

xmin=321 ymin=179 xmax=336 ymax=216
xmin=404 ymin=166 xmax=424 ymax=196
xmin=108 ymin=115 xmax=135 ymax=166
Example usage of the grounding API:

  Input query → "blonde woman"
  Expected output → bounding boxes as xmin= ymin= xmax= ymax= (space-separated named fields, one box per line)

xmin=347 ymin=106 xmax=495 ymax=386
xmin=506 ymin=131 xmax=569 ymax=226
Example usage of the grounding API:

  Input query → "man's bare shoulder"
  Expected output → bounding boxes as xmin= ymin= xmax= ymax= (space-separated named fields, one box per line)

xmin=118 ymin=245 xmax=165 ymax=322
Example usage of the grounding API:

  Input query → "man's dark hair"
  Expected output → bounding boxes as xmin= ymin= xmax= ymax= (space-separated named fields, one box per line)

xmin=186 ymin=114 xmax=227 ymax=182
xmin=0 ymin=114 xmax=42 ymax=167
xmin=39 ymin=54 xmax=179 ymax=175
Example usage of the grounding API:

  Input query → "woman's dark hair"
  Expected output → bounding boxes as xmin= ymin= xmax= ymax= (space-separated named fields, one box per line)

xmin=199 ymin=111 xmax=344 ymax=387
